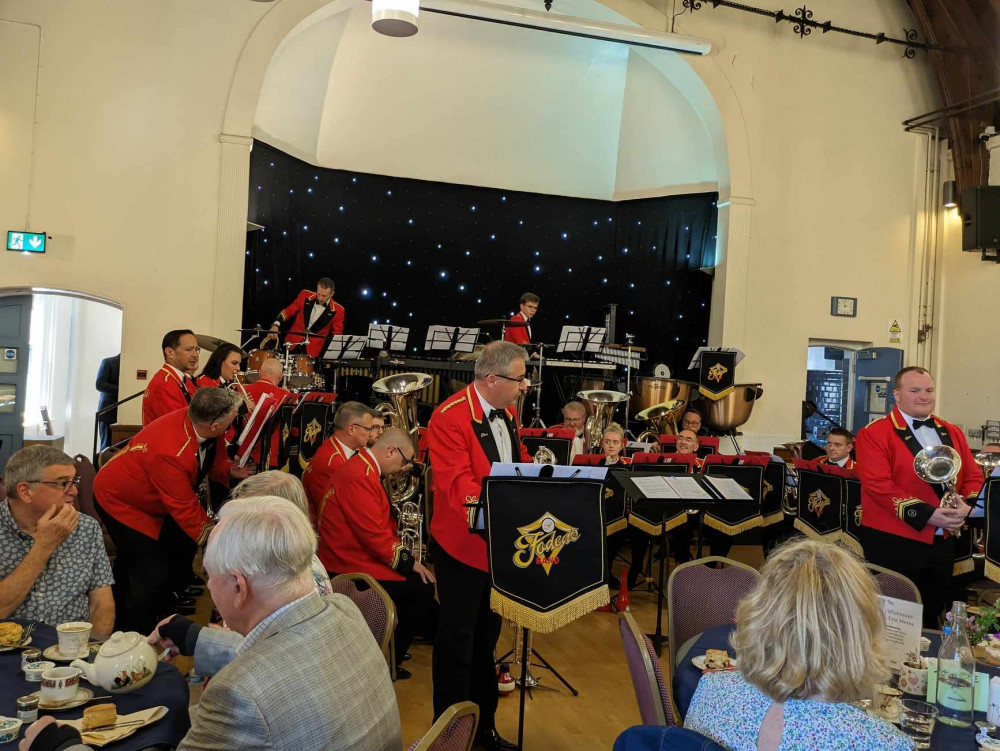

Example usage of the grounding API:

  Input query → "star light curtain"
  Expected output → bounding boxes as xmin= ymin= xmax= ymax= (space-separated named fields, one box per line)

xmin=244 ymin=140 xmax=717 ymax=371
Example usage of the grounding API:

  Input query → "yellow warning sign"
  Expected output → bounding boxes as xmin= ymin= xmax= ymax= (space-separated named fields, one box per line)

xmin=888 ymin=320 xmax=902 ymax=344
xmin=889 ymin=320 xmax=902 ymax=334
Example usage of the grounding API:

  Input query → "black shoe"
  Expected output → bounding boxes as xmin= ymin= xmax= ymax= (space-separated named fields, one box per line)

xmin=171 ymin=595 xmax=195 ymax=608
xmin=476 ymin=730 xmax=517 ymax=751
xmin=174 ymin=604 xmax=196 ymax=615
xmin=402 ymin=652 xmax=412 ymax=662
xmin=182 ymin=586 xmax=204 ymax=597
xmin=394 ymin=666 xmax=412 ymax=680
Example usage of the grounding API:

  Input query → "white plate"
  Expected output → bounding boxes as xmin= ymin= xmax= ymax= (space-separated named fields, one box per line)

xmin=0 ymin=636 xmax=31 ymax=652
xmin=977 ymin=737 xmax=1000 ymax=749
xmin=43 ymin=643 xmax=98 ymax=662
xmin=692 ymin=654 xmax=738 ymax=671
xmin=32 ymin=687 xmax=95 ymax=711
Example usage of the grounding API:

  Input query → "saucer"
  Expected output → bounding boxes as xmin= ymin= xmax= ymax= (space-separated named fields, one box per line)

xmin=692 ymin=654 xmax=738 ymax=671
xmin=32 ymin=687 xmax=95 ymax=711
xmin=0 ymin=636 xmax=32 ymax=652
xmin=43 ymin=643 xmax=98 ymax=662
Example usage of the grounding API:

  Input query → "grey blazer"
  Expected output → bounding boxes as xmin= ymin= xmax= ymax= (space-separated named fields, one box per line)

xmin=178 ymin=592 xmax=402 ymax=751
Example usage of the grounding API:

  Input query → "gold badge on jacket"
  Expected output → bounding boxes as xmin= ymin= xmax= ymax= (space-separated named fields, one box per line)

xmin=303 ymin=418 xmax=322 ymax=445
xmin=807 ymin=489 xmax=831 ymax=517
xmin=513 ymin=513 xmax=581 ymax=575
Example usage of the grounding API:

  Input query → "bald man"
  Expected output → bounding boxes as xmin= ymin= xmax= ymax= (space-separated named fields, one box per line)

xmin=318 ymin=428 xmax=437 ymax=680
xmin=244 ymin=359 xmax=292 ymax=469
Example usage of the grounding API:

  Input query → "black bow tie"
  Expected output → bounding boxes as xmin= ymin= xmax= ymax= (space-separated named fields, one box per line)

xmin=912 ymin=418 xmax=935 ymax=430
xmin=487 ymin=410 xmax=504 ymax=423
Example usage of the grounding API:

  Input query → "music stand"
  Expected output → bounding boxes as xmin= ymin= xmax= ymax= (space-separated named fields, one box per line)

xmin=556 ymin=325 xmax=606 ymax=356
xmin=425 ymin=325 xmax=480 ymax=354
xmin=368 ymin=324 xmax=409 ymax=353
xmin=320 ymin=334 xmax=367 ymax=394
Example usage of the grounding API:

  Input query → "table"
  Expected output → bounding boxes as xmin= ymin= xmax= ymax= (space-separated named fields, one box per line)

xmin=1 ymin=621 xmax=190 ymax=749
xmin=673 ymin=624 xmax=997 ymax=750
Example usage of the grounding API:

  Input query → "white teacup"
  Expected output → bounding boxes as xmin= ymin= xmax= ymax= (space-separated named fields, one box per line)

xmin=873 ymin=684 xmax=903 ymax=722
xmin=40 ymin=666 xmax=81 ymax=703
xmin=899 ymin=660 xmax=929 ymax=696
xmin=56 ymin=621 xmax=92 ymax=658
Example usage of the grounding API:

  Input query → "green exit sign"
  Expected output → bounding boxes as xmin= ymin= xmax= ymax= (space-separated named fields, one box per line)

xmin=7 ymin=231 xmax=46 ymax=253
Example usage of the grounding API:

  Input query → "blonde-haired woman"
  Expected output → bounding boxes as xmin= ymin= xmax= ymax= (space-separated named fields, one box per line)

xmin=684 ymin=538 xmax=910 ymax=750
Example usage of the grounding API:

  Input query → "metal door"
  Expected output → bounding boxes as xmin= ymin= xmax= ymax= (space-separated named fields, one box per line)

xmin=852 ymin=347 xmax=904 ymax=430
xmin=0 ymin=295 xmax=32 ymax=470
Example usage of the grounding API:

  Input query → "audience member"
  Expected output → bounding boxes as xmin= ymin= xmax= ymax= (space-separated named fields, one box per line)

xmin=318 ymin=428 xmax=437 ymax=680
xmin=230 ymin=471 xmax=332 ymax=596
xmin=0 ymin=447 xmax=114 ymax=634
xmin=684 ymin=538 xmax=910 ymax=751
xmin=21 ymin=498 xmax=402 ymax=751
xmin=301 ymin=401 xmax=375 ymax=522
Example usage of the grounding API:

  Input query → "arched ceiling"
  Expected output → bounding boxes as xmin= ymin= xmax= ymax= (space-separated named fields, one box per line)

xmin=252 ymin=0 xmax=722 ymax=200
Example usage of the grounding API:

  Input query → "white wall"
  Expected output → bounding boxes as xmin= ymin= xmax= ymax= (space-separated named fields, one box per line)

xmin=0 ymin=20 xmax=38 ymax=237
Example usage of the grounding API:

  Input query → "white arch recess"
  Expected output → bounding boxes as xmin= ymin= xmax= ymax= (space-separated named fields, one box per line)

xmin=213 ymin=0 xmax=753 ymax=345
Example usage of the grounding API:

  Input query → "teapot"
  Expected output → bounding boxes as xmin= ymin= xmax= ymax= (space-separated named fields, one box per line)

xmin=71 ymin=631 xmax=157 ymax=694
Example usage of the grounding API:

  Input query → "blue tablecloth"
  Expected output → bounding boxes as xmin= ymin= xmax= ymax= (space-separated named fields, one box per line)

xmin=673 ymin=624 xmax=995 ymax=750
xmin=1 ymin=620 xmax=190 ymax=749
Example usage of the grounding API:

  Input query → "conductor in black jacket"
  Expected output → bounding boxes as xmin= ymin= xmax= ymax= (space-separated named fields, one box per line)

xmin=96 ymin=354 xmax=120 ymax=450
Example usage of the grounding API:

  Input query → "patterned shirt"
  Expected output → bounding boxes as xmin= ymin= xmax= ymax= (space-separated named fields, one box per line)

xmin=685 ymin=671 xmax=912 ymax=751
xmin=0 ymin=501 xmax=114 ymax=625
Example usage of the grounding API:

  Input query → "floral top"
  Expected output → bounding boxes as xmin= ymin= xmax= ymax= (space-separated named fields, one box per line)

xmin=685 ymin=671 xmax=911 ymax=751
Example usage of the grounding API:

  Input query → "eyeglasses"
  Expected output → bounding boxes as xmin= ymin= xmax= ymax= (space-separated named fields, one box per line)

xmin=31 ymin=477 xmax=81 ymax=492
xmin=399 ymin=450 xmax=416 ymax=467
xmin=350 ymin=423 xmax=376 ymax=433
xmin=492 ymin=373 xmax=530 ymax=385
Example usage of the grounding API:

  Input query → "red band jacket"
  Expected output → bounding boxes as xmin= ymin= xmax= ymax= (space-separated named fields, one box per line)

xmin=93 ymin=409 xmax=230 ymax=542
xmin=427 ymin=384 xmax=531 ymax=572
xmin=141 ymin=365 xmax=196 ymax=427
xmin=816 ymin=456 xmax=857 ymax=469
xmin=244 ymin=378 xmax=292 ymax=468
xmin=503 ymin=313 xmax=531 ymax=345
xmin=317 ymin=450 xmax=414 ymax=581
xmin=856 ymin=406 xmax=983 ymax=543
xmin=302 ymin=436 xmax=351 ymax=525
xmin=276 ymin=289 xmax=345 ymax=358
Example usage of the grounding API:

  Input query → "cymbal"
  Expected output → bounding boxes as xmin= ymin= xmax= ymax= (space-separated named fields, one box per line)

xmin=477 ymin=319 xmax=528 ymax=327
xmin=195 ymin=334 xmax=236 ymax=353
xmin=235 ymin=326 xmax=268 ymax=332
xmin=604 ymin=343 xmax=647 ymax=352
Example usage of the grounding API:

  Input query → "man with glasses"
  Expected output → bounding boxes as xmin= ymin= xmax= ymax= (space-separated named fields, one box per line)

xmin=94 ymin=388 xmax=252 ymax=631
xmin=318 ymin=427 xmax=437 ymax=680
xmin=368 ymin=412 xmax=386 ymax=448
xmin=427 ymin=341 xmax=532 ymax=751
xmin=553 ymin=400 xmax=588 ymax=461
xmin=503 ymin=292 xmax=539 ymax=347
xmin=302 ymin=401 xmax=375 ymax=524
xmin=142 ymin=329 xmax=201 ymax=427
xmin=0 ymin=446 xmax=114 ymax=633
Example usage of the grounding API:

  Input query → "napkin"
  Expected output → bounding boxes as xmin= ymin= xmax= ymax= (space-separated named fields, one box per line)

xmin=60 ymin=706 xmax=167 ymax=748
xmin=988 ymin=676 xmax=1000 ymax=726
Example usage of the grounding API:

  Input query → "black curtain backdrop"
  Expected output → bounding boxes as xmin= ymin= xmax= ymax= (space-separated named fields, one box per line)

xmin=244 ymin=140 xmax=717 ymax=373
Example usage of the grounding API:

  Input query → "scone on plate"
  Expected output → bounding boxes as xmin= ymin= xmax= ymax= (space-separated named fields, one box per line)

xmin=82 ymin=703 xmax=118 ymax=730
xmin=0 ymin=622 xmax=23 ymax=645
xmin=704 ymin=648 xmax=732 ymax=670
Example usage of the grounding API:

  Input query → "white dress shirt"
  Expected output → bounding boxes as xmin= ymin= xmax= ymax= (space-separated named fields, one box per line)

xmin=308 ymin=301 xmax=325 ymax=330
xmin=336 ymin=437 xmax=357 ymax=462
xmin=899 ymin=410 xmax=973 ymax=528
xmin=829 ymin=456 xmax=849 ymax=468
xmin=520 ymin=312 xmax=532 ymax=342
xmin=474 ymin=385 xmax=512 ymax=463
xmin=569 ymin=433 xmax=585 ymax=462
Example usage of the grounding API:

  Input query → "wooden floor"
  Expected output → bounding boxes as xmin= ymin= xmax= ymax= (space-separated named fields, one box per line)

xmin=179 ymin=545 xmax=763 ymax=749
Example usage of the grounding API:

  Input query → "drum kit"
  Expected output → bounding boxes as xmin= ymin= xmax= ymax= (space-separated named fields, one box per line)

xmin=223 ymin=327 xmax=325 ymax=391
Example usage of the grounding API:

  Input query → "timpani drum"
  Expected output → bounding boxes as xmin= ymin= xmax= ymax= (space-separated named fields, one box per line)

xmin=629 ymin=377 xmax=696 ymax=414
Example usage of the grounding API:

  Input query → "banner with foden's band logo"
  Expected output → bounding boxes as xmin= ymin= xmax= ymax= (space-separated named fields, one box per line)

xmin=484 ymin=478 xmax=609 ymax=633
xmin=698 ymin=349 xmax=736 ymax=401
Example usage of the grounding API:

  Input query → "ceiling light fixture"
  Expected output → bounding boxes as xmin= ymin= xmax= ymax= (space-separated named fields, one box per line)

xmin=943 ymin=179 xmax=957 ymax=209
xmin=372 ymin=0 xmax=420 ymax=37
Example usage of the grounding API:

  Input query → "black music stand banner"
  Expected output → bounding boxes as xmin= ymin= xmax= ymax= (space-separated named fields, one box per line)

xmin=841 ymin=477 xmax=864 ymax=557
xmin=277 ymin=403 xmax=296 ymax=472
xmin=626 ymin=463 xmax=692 ymax=536
xmin=760 ymin=460 xmax=786 ymax=528
xmin=603 ymin=471 xmax=628 ymax=536
xmin=698 ymin=350 xmax=736 ymax=401
xmin=985 ymin=478 xmax=1000 ymax=584
xmin=702 ymin=464 xmax=763 ymax=535
xmin=297 ymin=401 xmax=334 ymax=471
xmin=794 ymin=468 xmax=844 ymax=542
xmin=484 ymin=477 xmax=609 ymax=633
xmin=521 ymin=436 xmax=571 ymax=466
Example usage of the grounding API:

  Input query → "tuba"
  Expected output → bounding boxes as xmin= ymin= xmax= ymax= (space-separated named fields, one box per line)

xmin=577 ymin=389 xmax=629 ymax=452
xmin=914 ymin=444 xmax=963 ymax=537
xmin=635 ymin=399 xmax=685 ymax=445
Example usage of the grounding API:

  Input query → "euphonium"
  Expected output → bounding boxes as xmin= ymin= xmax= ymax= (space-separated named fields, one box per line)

xmin=373 ymin=372 xmax=432 ymax=506
xmin=397 ymin=500 xmax=426 ymax=563
xmin=914 ymin=444 xmax=963 ymax=537
xmin=975 ymin=451 xmax=1000 ymax=476
xmin=577 ymin=389 xmax=629 ymax=452
xmin=635 ymin=399 xmax=685 ymax=445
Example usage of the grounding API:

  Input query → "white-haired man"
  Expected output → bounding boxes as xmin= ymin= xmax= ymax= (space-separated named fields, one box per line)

xmin=16 ymin=497 xmax=402 ymax=751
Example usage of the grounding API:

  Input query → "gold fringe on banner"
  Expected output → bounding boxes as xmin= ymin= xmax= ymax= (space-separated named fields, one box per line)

xmin=985 ymin=560 xmax=1000 ymax=585
xmin=703 ymin=514 xmax=762 ymax=536
xmin=839 ymin=535 xmax=864 ymax=558
xmin=760 ymin=510 xmax=785 ymax=528
xmin=606 ymin=518 xmax=628 ymax=536
xmin=698 ymin=385 xmax=735 ymax=401
xmin=953 ymin=557 xmax=975 ymax=577
xmin=628 ymin=513 xmax=689 ymax=536
xmin=793 ymin=518 xmax=842 ymax=543
xmin=490 ymin=586 xmax=610 ymax=634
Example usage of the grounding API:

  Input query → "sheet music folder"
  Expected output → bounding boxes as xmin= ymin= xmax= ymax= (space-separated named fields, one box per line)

xmin=321 ymin=334 xmax=367 ymax=361
xmin=610 ymin=469 xmax=755 ymax=515
xmin=556 ymin=325 xmax=606 ymax=355
xmin=425 ymin=325 xmax=479 ymax=354
xmin=367 ymin=324 xmax=409 ymax=352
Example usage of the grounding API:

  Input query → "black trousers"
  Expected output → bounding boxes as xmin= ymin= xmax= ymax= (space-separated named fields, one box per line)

xmin=431 ymin=544 xmax=501 ymax=736
xmin=862 ymin=527 xmax=955 ymax=629
xmin=374 ymin=574 xmax=438 ymax=667
xmin=95 ymin=500 xmax=194 ymax=633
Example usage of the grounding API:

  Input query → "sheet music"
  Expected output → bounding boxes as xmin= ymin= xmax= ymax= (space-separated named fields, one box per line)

xmin=631 ymin=476 xmax=679 ymax=499
xmin=556 ymin=325 xmax=607 ymax=354
xmin=687 ymin=346 xmax=746 ymax=370
xmin=666 ymin=476 xmax=713 ymax=500
xmin=321 ymin=334 xmax=367 ymax=361
xmin=367 ymin=324 xmax=409 ymax=352
xmin=234 ymin=394 xmax=274 ymax=467
xmin=425 ymin=325 xmax=480 ymax=353
xmin=704 ymin=476 xmax=754 ymax=500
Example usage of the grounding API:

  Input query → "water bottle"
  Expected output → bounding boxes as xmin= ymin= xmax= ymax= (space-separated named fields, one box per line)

xmin=936 ymin=601 xmax=976 ymax=727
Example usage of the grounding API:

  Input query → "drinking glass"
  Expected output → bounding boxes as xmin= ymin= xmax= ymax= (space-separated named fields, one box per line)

xmin=898 ymin=699 xmax=938 ymax=749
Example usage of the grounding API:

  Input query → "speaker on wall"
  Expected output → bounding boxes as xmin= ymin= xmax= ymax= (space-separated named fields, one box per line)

xmin=961 ymin=186 xmax=1000 ymax=251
